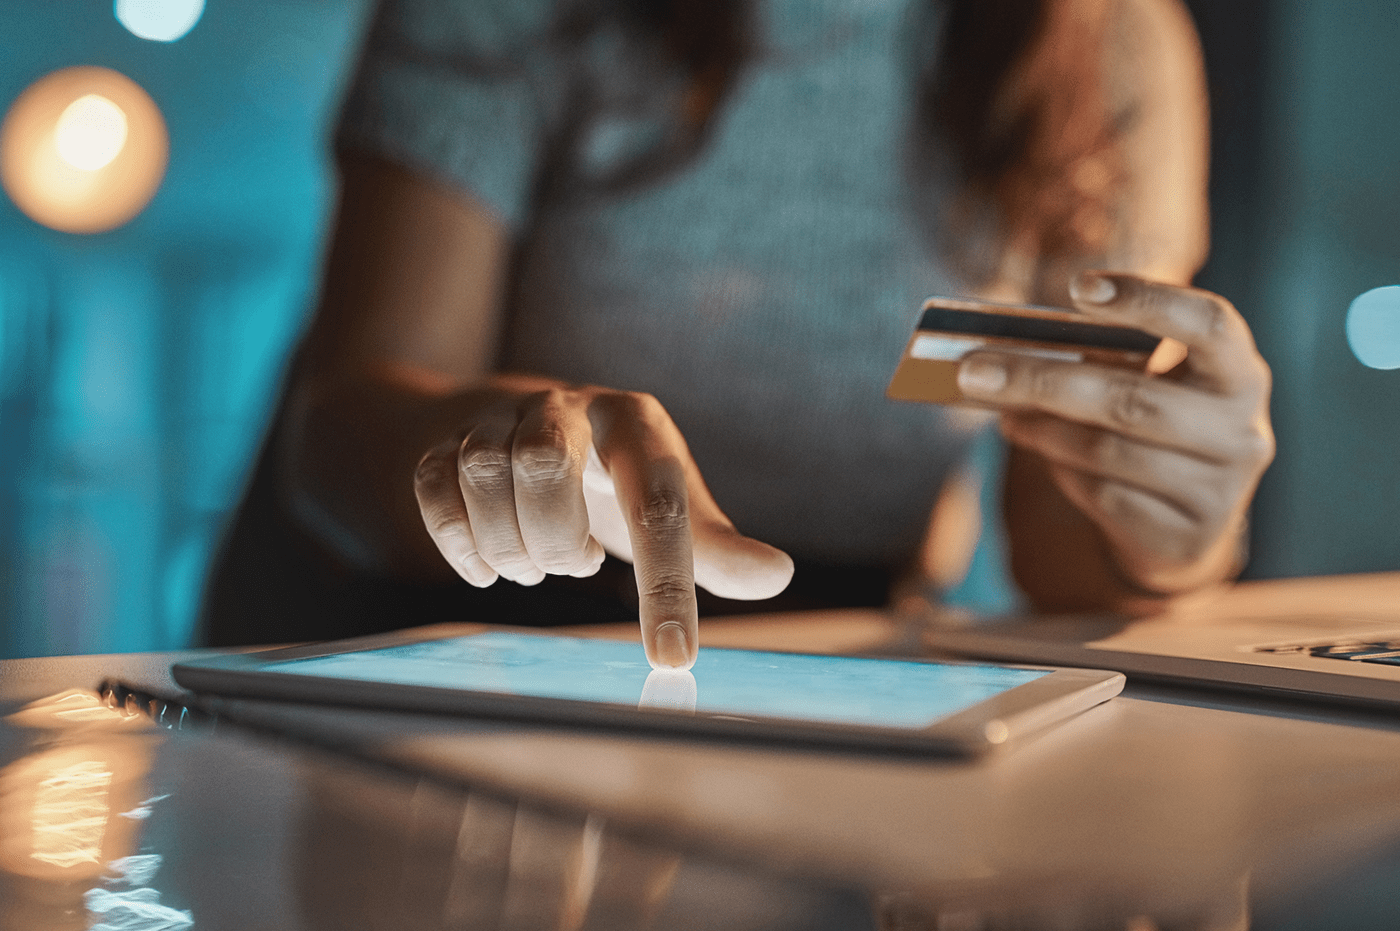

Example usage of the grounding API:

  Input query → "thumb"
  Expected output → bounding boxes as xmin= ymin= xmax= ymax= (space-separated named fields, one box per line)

xmin=692 ymin=521 xmax=794 ymax=600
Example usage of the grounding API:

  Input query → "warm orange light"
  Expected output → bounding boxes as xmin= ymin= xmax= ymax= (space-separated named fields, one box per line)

xmin=0 ymin=66 xmax=168 ymax=234
xmin=29 ymin=759 xmax=114 ymax=869
xmin=0 ymin=691 xmax=155 ymax=883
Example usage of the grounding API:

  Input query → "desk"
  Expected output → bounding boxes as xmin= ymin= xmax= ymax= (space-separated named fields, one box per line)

xmin=4 ymin=575 xmax=1400 ymax=930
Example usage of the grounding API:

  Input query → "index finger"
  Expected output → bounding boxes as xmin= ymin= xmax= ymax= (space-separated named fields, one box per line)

xmin=1070 ymin=272 xmax=1267 ymax=395
xmin=589 ymin=392 xmax=698 ymax=670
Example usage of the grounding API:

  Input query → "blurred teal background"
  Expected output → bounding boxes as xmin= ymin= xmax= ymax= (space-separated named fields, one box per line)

xmin=0 ymin=0 xmax=371 ymax=657
xmin=0 ymin=1 xmax=1397 ymax=658
xmin=1240 ymin=3 xmax=1400 ymax=579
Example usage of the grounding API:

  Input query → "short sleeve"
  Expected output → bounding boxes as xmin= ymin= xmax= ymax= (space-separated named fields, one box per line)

xmin=335 ymin=0 xmax=562 ymax=230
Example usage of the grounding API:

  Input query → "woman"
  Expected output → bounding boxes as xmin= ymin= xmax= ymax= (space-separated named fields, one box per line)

xmin=202 ymin=0 xmax=1273 ymax=668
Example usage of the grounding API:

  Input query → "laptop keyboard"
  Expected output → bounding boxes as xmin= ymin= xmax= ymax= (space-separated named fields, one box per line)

xmin=1255 ymin=639 xmax=1400 ymax=665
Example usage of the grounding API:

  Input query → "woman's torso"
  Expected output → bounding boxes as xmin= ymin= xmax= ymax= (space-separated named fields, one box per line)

xmin=496 ymin=0 xmax=989 ymax=568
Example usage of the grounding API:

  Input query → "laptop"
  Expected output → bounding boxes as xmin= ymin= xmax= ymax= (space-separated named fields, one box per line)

xmin=923 ymin=572 xmax=1400 ymax=709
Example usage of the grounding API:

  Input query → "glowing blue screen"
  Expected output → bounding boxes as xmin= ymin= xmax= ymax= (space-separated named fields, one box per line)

xmin=270 ymin=632 xmax=1046 ymax=729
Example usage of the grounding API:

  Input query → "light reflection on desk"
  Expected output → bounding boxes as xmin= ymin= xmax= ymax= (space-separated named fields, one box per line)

xmin=0 ymin=686 xmax=871 ymax=931
xmin=0 ymin=690 xmax=191 ymax=931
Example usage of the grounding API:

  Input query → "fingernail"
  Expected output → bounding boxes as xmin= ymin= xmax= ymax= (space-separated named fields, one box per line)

xmin=958 ymin=359 xmax=1007 ymax=395
xmin=653 ymin=623 xmax=693 ymax=669
xmin=1072 ymin=273 xmax=1117 ymax=304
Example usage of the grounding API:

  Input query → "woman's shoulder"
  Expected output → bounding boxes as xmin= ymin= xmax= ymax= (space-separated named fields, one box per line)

xmin=340 ymin=0 xmax=575 ymax=232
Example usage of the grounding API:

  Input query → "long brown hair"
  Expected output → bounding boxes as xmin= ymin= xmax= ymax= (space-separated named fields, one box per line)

xmin=925 ymin=0 xmax=1121 ymax=282
xmin=548 ymin=0 xmax=1123 ymax=282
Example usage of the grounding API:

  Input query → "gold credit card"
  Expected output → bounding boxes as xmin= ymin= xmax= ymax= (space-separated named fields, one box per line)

xmin=886 ymin=296 xmax=1176 ymax=404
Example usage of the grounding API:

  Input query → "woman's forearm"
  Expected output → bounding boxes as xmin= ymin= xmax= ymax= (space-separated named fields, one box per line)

xmin=277 ymin=371 xmax=460 ymax=580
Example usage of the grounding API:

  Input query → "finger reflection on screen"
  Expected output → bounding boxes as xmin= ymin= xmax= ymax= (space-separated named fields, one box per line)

xmin=638 ymin=668 xmax=697 ymax=713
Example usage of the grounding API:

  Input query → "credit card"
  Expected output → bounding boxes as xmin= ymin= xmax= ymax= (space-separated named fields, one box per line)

xmin=886 ymin=296 xmax=1176 ymax=404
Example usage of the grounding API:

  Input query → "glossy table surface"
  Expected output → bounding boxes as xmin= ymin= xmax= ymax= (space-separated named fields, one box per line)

xmin=5 ymin=574 xmax=1400 ymax=931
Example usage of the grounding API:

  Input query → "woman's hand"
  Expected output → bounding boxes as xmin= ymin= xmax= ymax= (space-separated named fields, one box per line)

xmin=412 ymin=377 xmax=794 ymax=668
xmin=955 ymin=272 xmax=1274 ymax=596
xmin=276 ymin=160 xmax=789 ymax=665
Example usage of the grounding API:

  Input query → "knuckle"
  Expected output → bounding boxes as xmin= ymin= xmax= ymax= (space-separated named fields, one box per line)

xmin=1183 ymin=291 xmax=1231 ymax=338
xmin=513 ymin=438 xmax=578 ymax=490
xmin=458 ymin=446 xmax=513 ymax=491
xmin=612 ymin=390 xmax=668 ymax=426
xmin=1252 ymin=355 xmax=1274 ymax=397
xmin=631 ymin=390 xmax=664 ymax=416
xmin=1105 ymin=378 xmax=1159 ymax=429
xmin=1129 ymin=283 xmax=1175 ymax=330
xmin=636 ymin=486 xmax=688 ymax=532
xmin=638 ymin=568 xmax=694 ymax=606
xmin=1243 ymin=428 xmax=1276 ymax=468
xmin=1135 ymin=283 xmax=1168 ymax=320
xmin=532 ymin=385 xmax=568 ymax=409
xmin=522 ymin=386 xmax=575 ymax=424
xmin=414 ymin=452 xmax=454 ymax=492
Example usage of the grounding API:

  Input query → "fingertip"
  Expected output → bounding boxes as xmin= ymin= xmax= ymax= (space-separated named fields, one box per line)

xmin=467 ymin=575 xmax=500 ymax=589
xmin=457 ymin=555 xmax=499 ymax=588
xmin=512 ymin=565 xmax=547 ymax=587
xmin=648 ymin=621 xmax=695 ymax=670
xmin=567 ymin=562 xmax=604 ymax=579
xmin=765 ymin=547 xmax=796 ymax=595
xmin=694 ymin=537 xmax=795 ymax=601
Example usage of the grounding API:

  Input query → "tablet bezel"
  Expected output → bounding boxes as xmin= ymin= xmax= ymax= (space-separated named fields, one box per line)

xmin=171 ymin=624 xmax=1124 ymax=757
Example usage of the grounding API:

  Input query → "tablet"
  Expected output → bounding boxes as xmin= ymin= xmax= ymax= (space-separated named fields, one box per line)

xmin=171 ymin=626 xmax=1124 ymax=756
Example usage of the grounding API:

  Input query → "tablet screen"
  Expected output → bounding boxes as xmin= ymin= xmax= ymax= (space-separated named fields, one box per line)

xmin=266 ymin=632 xmax=1048 ymax=729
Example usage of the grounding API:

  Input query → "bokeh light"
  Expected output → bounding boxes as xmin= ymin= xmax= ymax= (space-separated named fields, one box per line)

xmin=55 ymin=95 xmax=128 ymax=171
xmin=0 ymin=67 xmax=168 ymax=234
xmin=1346 ymin=286 xmax=1400 ymax=370
xmin=115 ymin=0 xmax=205 ymax=43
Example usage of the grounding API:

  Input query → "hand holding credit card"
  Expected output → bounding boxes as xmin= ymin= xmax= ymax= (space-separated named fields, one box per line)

xmin=886 ymin=271 xmax=1274 ymax=601
xmin=887 ymin=295 xmax=1185 ymax=405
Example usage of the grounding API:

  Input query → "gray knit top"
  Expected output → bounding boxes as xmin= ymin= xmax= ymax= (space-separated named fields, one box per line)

xmin=337 ymin=0 xmax=1003 ymax=569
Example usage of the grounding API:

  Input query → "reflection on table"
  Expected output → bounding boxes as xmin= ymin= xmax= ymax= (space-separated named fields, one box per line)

xmin=0 ymin=682 xmax=869 ymax=931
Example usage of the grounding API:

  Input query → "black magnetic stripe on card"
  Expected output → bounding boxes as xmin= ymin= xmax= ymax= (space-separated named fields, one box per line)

xmin=917 ymin=306 xmax=1160 ymax=353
